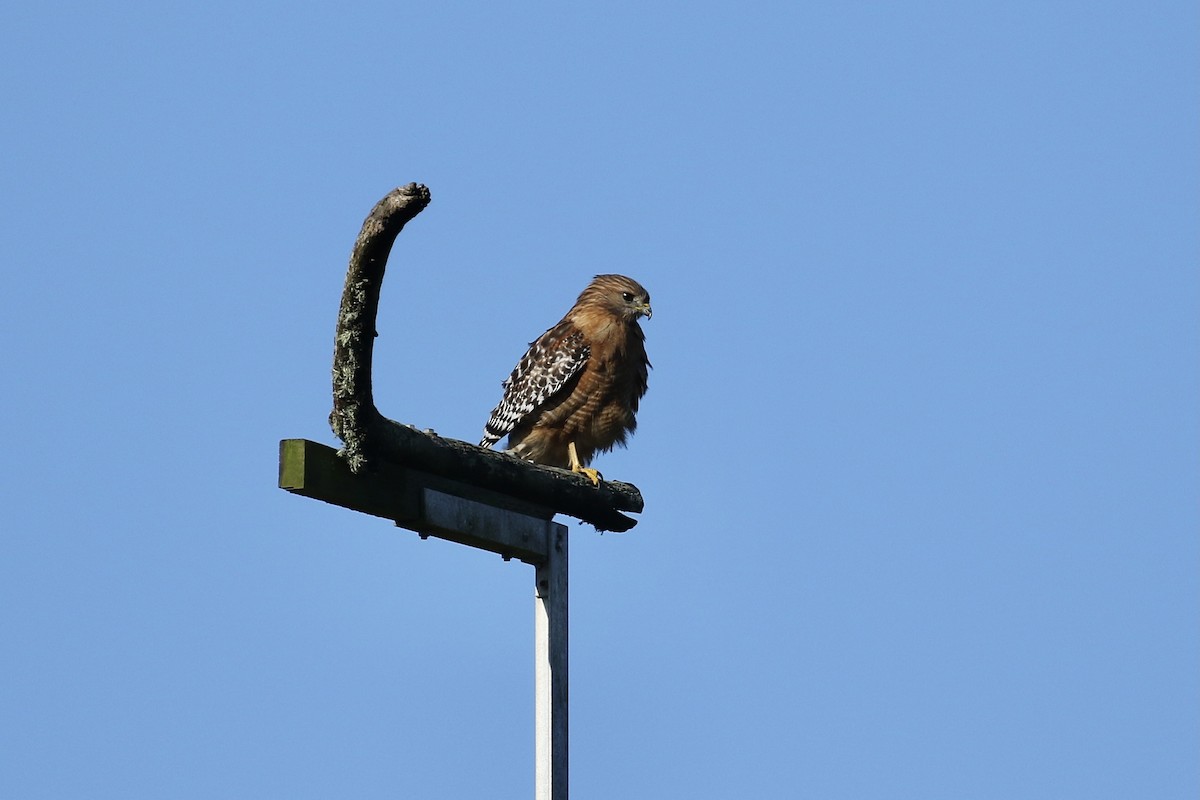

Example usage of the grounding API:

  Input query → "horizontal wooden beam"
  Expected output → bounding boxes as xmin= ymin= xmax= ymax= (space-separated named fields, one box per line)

xmin=280 ymin=438 xmax=567 ymax=563
xmin=360 ymin=415 xmax=642 ymax=532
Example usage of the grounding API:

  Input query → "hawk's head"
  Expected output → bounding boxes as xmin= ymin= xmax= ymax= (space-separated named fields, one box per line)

xmin=584 ymin=274 xmax=652 ymax=322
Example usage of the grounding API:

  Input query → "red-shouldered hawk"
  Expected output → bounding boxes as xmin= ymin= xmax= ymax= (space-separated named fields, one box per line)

xmin=479 ymin=274 xmax=652 ymax=485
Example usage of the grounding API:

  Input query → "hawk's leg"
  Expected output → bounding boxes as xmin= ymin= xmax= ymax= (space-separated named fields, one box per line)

xmin=567 ymin=441 xmax=602 ymax=487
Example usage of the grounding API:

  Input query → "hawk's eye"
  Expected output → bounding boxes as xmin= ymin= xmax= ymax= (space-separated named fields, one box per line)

xmin=621 ymin=292 xmax=634 ymax=302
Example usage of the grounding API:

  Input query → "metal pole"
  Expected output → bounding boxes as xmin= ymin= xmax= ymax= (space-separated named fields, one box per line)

xmin=535 ymin=522 xmax=569 ymax=800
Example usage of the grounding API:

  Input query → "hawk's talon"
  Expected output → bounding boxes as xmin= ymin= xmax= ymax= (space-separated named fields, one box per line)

xmin=572 ymin=465 xmax=603 ymax=487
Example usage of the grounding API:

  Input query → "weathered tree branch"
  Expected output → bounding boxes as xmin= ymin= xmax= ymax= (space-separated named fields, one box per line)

xmin=328 ymin=184 xmax=643 ymax=532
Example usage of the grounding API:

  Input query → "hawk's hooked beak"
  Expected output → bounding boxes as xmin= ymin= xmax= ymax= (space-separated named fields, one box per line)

xmin=638 ymin=303 xmax=653 ymax=320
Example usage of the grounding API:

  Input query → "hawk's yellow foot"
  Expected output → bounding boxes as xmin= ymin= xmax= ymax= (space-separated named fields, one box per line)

xmin=568 ymin=442 xmax=603 ymax=487
xmin=573 ymin=464 xmax=603 ymax=486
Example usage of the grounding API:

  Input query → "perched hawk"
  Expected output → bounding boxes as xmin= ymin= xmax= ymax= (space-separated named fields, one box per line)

xmin=479 ymin=274 xmax=652 ymax=485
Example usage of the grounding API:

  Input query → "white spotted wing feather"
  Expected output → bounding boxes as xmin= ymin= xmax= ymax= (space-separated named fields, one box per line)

xmin=479 ymin=323 xmax=590 ymax=448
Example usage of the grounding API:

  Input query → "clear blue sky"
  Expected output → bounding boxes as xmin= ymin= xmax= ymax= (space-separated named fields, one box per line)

xmin=2 ymin=2 xmax=1196 ymax=798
